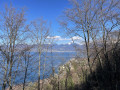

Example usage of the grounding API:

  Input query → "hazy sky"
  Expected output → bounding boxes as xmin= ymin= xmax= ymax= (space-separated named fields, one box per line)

xmin=0 ymin=0 xmax=83 ymax=44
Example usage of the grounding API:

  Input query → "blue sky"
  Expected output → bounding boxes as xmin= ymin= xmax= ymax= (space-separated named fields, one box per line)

xmin=0 ymin=0 xmax=84 ymax=45
xmin=0 ymin=0 xmax=69 ymax=34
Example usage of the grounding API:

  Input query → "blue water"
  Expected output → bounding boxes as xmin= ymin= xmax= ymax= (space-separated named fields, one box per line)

xmin=0 ymin=52 xmax=76 ymax=88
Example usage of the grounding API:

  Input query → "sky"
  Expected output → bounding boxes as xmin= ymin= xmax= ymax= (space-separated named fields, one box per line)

xmin=0 ymin=0 xmax=84 ymax=45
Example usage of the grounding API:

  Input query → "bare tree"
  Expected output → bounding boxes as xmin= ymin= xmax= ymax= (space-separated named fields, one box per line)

xmin=59 ymin=0 xmax=120 ymax=89
xmin=0 ymin=5 xmax=26 ymax=90
xmin=21 ymin=45 xmax=34 ymax=90
xmin=29 ymin=18 xmax=50 ymax=90
xmin=60 ymin=0 xmax=120 ymax=70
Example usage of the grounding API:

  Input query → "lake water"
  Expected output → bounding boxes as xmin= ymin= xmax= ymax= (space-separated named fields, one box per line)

xmin=0 ymin=52 xmax=76 ymax=88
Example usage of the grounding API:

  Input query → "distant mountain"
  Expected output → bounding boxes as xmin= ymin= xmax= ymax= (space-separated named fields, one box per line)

xmin=30 ymin=43 xmax=84 ymax=52
xmin=0 ymin=43 xmax=85 ymax=52
xmin=0 ymin=43 xmax=84 ymax=52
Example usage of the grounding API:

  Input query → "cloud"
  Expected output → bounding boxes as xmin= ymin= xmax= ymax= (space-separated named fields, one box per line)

xmin=47 ymin=36 xmax=70 ymax=41
xmin=47 ymin=35 xmax=84 ymax=45
xmin=47 ymin=36 xmax=61 ymax=39
xmin=68 ymin=40 xmax=84 ymax=45
xmin=69 ymin=36 xmax=84 ymax=45
xmin=71 ymin=36 xmax=83 ymax=40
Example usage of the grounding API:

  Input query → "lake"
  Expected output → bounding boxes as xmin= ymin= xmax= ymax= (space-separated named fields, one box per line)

xmin=0 ymin=52 xmax=76 ymax=88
